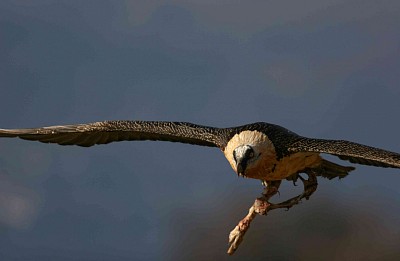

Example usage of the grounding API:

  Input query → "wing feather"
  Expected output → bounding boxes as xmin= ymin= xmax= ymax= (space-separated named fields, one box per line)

xmin=0 ymin=121 xmax=230 ymax=149
xmin=289 ymin=138 xmax=400 ymax=168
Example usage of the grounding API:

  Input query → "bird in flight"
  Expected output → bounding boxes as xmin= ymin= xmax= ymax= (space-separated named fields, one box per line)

xmin=1 ymin=120 xmax=399 ymax=182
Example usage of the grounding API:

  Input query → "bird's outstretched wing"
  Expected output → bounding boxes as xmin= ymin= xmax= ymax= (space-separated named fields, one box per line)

xmin=289 ymin=138 xmax=400 ymax=169
xmin=0 ymin=121 xmax=230 ymax=148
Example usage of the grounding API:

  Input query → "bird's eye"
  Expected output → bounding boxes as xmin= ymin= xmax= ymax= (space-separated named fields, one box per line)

xmin=249 ymin=151 xmax=254 ymax=158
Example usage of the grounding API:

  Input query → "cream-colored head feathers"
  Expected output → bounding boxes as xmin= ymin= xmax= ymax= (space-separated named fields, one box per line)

xmin=223 ymin=130 xmax=276 ymax=173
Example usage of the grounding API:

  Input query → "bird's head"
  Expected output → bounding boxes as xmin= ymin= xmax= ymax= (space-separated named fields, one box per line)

xmin=223 ymin=130 xmax=276 ymax=179
xmin=233 ymin=145 xmax=260 ymax=176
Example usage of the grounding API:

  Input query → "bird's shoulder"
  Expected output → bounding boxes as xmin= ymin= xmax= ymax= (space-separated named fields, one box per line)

xmin=224 ymin=122 xmax=301 ymax=158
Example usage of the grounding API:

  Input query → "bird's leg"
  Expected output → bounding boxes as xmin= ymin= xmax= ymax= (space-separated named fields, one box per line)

xmin=227 ymin=172 xmax=318 ymax=255
xmin=261 ymin=180 xmax=281 ymax=198
xmin=268 ymin=171 xmax=318 ymax=211
xmin=286 ymin=173 xmax=300 ymax=186
xmin=299 ymin=171 xmax=318 ymax=200
xmin=256 ymin=180 xmax=282 ymax=215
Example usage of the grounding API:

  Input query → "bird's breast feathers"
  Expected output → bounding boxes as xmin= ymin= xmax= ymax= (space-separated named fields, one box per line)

xmin=224 ymin=130 xmax=322 ymax=180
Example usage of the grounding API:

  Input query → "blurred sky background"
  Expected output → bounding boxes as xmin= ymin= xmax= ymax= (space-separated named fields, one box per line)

xmin=1 ymin=1 xmax=400 ymax=260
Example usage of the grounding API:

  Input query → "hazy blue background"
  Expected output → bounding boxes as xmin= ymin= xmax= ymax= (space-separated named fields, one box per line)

xmin=1 ymin=1 xmax=400 ymax=260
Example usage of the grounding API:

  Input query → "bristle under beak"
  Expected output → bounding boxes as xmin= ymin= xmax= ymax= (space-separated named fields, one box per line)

xmin=236 ymin=162 xmax=245 ymax=177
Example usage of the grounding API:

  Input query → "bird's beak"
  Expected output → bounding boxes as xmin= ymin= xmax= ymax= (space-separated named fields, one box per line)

xmin=236 ymin=160 xmax=246 ymax=176
xmin=233 ymin=145 xmax=252 ymax=176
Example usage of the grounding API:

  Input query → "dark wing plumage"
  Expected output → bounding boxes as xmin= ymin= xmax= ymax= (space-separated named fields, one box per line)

xmin=289 ymin=137 xmax=400 ymax=169
xmin=0 ymin=121 xmax=231 ymax=149
xmin=227 ymin=122 xmax=304 ymax=159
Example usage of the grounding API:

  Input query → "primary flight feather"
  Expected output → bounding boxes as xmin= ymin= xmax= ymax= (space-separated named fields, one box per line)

xmin=1 ymin=120 xmax=399 ymax=181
